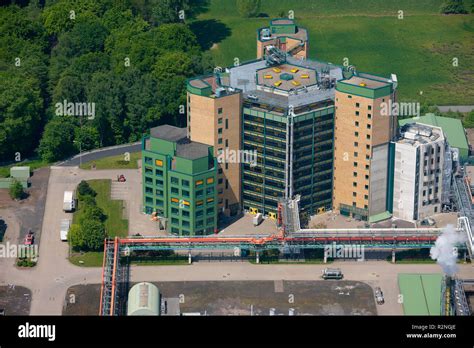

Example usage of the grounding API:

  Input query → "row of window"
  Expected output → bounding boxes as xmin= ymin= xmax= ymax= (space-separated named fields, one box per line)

xmin=171 ymin=217 xmax=215 ymax=228
xmin=171 ymin=206 xmax=214 ymax=217
xmin=170 ymin=227 xmax=215 ymax=235
xmin=144 ymin=157 xmax=163 ymax=166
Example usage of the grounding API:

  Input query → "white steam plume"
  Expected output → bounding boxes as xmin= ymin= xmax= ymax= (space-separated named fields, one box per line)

xmin=430 ymin=224 xmax=466 ymax=276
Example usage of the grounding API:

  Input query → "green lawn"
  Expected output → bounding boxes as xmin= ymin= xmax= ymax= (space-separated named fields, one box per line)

xmin=73 ymin=179 xmax=128 ymax=237
xmin=70 ymin=179 xmax=128 ymax=267
xmin=79 ymin=152 xmax=141 ymax=170
xmin=69 ymin=251 xmax=104 ymax=267
xmin=0 ymin=159 xmax=49 ymax=178
xmin=192 ymin=0 xmax=474 ymax=104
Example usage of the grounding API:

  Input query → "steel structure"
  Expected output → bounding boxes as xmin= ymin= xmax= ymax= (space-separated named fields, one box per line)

xmin=98 ymin=224 xmax=467 ymax=315
xmin=452 ymin=278 xmax=471 ymax=316
xmin=99 ymin=237 xmax=121 ymax=316
xmin=99 ymin=177 xmax=474 ymax=315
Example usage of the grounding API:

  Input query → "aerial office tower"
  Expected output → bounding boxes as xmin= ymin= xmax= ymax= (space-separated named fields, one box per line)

xmin=332 ymin=73 xmax=398 ymax=222
xmin=186 ymin=76 xmax=242 ymax=217
xmin=226 ymin=55 xmax=341 ymax=217
xmin=392 ymin=123 xmax=450 ymax=221
xmin=142 ymin=125 xmax=218 ymax=235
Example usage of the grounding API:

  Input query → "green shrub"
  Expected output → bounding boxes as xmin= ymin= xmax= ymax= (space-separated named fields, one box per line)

xmin=17 ymin=258 xmax=37 ymax=267
xmin=440 ymin=0 xmax=468 ymax=14
xmin=81 ymin=204 xmax=106 ymax=223
xmin=77 ymin=180 xmax=97 ymax=199
xmin=237 ymin=0 xmax=261 ymax=17
xmin=9 ymin=180 xmax=24 ymax=200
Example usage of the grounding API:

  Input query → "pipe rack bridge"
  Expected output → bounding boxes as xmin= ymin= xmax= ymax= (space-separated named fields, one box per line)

xmin=117 ymin=228 xmax=446 ymax=251
xmin=98 ymin=225 xmax=465 ymax=316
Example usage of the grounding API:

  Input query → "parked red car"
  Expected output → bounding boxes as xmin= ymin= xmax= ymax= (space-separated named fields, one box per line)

xmin=23 ymin=231 xmax=34 ymax=245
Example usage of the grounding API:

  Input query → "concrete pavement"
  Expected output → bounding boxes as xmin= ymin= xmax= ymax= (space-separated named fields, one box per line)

xmin=1 ymin=166 xmax=473 ymax=315
xmin=129 ymin=261 xmax=474 ymax=315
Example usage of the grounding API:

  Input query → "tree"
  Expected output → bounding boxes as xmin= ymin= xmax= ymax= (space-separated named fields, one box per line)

xmin=69 ymin=220 xmax=105 ymax=251
xmin=75 ymin=125 xmax=101 ymax=152
xmin=0 ymin=72 xmax=42 ymax=161
xmin=236 ymin=0 xmax=261 ymax=18
xmin=52 ymin=17 xmax=108 ymax=59
xmin=38 ymin=117 xmax=77 ymax=162
xmin=463 ymin=110 xmax=474 ymax=128
xmin=153 ymin=51 xmax=194 ymax=81
xmin=41 ymin=0 xmax=104 ymax=36
xmin=81 ymin=204 xmax=106 ymax=224
xmin=77 ymin=180 xmax=96 ymax=198
xmin=9 ymin=180 xmax=24 ymax=200
xmin=69 ymin=224 xmax=85 ymax=250
xmin=151 ymin=0 xmax=188 ymax=25
xmin=81 ymin=219 xmax=106 ymax=250
xmin=440 ymin=0 xmax=468 ymax=14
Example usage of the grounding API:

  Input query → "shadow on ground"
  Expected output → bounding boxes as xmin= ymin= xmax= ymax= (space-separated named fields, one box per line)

xmin=189 ymin=19 xmax=232 ymax=51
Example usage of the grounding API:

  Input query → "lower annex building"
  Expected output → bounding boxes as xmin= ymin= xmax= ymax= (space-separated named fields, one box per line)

xmin=142 ymin=125 xmax=218 ymax=235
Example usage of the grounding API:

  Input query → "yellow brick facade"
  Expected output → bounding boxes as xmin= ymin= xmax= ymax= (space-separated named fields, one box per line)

xmin=188 ymin=92 xmax=242 ymax=216
xmin=332 ymin=91 xmax=396 ymax=216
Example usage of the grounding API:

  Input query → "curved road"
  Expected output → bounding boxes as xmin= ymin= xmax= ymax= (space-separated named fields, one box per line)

xmin=57 ymin=142 xmax=141 ymax=167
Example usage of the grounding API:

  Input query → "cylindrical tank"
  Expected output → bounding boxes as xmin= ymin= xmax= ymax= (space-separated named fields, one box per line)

xmin=127 ymin=282 xmax=160 ymax=316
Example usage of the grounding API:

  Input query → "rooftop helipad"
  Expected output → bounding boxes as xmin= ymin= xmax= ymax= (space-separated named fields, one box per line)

xmin=256 ymin=63 xmax=317 ymax=92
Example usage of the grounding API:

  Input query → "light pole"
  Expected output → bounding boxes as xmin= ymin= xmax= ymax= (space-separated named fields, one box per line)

xmin=73 ymin=140 xmax=82 ymax=167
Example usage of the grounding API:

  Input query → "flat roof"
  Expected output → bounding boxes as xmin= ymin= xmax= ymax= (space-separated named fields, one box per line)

xmin=256 ymin=64 xmax=317 ymax=92
xmin=150 ymin=125 xmax=187 ymax=143
xmin=398 ymin=114 xmax=469 ymax=151
xmin=271 ymin=19 xmax=294 ymax=25
xmin=175 ymin=140 xmax=210 ymax=160
xmin=228 ymin=58 xmax=342 ymax=109
xmin=189 ymin=79 xmax=209 ymax=89
xmin=397 ymin=123 xmax=444 ymax=146
xmin=149 ymin=125 xmax=211 ymax=160
xmin=398 ymin=274 xmax=442 ymax=315
xmin=340 ymin=75 xmax=390 ymax=89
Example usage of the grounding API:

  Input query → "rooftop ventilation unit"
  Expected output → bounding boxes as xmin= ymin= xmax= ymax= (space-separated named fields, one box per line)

xmin=265 ymin=45 xmax=286 ymax=66
xmin=261 ymin=28 xmax=271 ymax=40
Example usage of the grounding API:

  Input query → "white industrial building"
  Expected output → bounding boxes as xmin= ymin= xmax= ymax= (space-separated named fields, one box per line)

xmin=392 ymin=123 xmax=451 ymax=222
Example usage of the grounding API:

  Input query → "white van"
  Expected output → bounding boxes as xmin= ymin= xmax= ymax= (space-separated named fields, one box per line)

xmin=60 ymin=219 xmax=71 ymax=241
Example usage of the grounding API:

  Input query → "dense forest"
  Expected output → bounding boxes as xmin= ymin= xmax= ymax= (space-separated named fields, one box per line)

xmin=0 ymin=0 xmax=212 ymax=163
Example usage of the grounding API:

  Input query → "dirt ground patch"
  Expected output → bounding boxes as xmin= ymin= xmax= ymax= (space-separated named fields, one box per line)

xmin=64 ymin=280 xmax=376 ymax=316
xmin=0 ymin=167 xmax=49 ymax=244
xmin=0 ymin=285 xmax=31 ymax=315
xmin=63 ymin=284 xmax=101 ymax=315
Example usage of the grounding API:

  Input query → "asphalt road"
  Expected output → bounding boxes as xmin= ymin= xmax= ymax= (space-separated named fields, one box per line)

xmin=58 ymin=142 xmax=141 ymax=167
